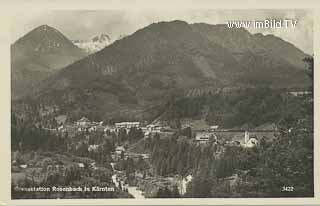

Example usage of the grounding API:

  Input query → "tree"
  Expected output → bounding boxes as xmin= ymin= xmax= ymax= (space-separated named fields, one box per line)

xmin=185 ymin=174 xmax=213 ymax=198
xmin=181 ymin=127 xmax=192 ymax=138
xmin=155 ymin=187 xmax=172 ymax=198
xmin=171 ymin=186 xmax=181 ymax=198
xmin=303 ymin=56 xmax=314 ymax=79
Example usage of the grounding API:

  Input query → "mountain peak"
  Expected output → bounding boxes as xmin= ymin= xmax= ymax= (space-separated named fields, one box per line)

xmin=92 ymin=34 xmax=111 ymax=43
xmin=26 ymin=20 xmax=310 ymax=120
xmin=73 ymin=33 xmax=113 ymax=53
xmin=13 ymin=24 xmax=82 ymax=54
xmin=11 ymin=24 xmax=87 ymax=99
xmin=37 ymin=24 xmax=55 ymax=31
xmin=148 ymin=20 xmax=190 ymax=30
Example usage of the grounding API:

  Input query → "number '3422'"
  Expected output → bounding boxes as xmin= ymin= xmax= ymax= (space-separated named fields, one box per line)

xmin=281 ymin=186 xmax=294 ymax=192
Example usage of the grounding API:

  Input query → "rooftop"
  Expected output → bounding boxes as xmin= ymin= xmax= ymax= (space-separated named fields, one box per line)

xmin=78 ymin=117 xmax=90 ymax=122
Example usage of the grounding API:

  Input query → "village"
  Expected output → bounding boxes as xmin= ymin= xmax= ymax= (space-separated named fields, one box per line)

xmin=12 ymin=115 xmax=275 ymax=198
xmin=55 ymin=116 xmax=272 ymax=147
xmin=13 ymin=116 xmax=274 ymax=198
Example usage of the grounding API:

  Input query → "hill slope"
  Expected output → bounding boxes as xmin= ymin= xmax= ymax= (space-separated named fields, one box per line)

xmin=20 ymin=21 xmax=311 ymax=122
xmin=191 ymin=23 xmax=310 ymax=87
xmin=11 ymin=25 xmax=87 ymax=99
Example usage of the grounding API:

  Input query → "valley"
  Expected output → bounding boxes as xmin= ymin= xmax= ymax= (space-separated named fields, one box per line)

xmin=10 ymin=19 xmax=314 ymax=198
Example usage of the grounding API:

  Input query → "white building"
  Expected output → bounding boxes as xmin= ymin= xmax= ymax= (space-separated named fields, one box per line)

xmin=180 ymin=174 xmax=193 ymax=195
xmin=115 ymin=146 xmax=126 ymax=155
xmin=78 ymin=163 xmax=85 ymax=168
xmin=144 ymin=131 xmax=151 ymax=138
xmin=58 ymin=125 xmax=67 ymax=133
xmin=241 ymin=131 xmax=259 ymax=148
xmin=76 ymin=117 xmax=91 ymax=126
xmin=104 ymin=126 xmax=117 ymax=133
xmin=19 ymin=164 xmax=28 ymax=169
xmin=209 ymin=125 xmax=219 ymax=131
xmin=115 ymin=122 xmax=140 ymax=129
xmin=195 ymin=133 xmax=210 ymax=144
xmin=245 ymin=137 xmax=258 ymax=148
xmin=88 ymin=144 xmax=100 ymax=152
xmin=145 ymin=124 xmax=162 ymax=133
xmin=195 ymin=132 xmax=217 ymax=144
xmin=88 ymin=127 xmax=96 ymax=132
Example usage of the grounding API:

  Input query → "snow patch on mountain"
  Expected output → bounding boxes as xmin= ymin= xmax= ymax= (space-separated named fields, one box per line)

xmin=72 ymin=34 xmax=113 ymax=53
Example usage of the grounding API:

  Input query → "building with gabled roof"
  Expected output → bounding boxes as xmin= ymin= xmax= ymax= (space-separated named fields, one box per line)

xmin=76 ymin=117 xmax=91 ymax=126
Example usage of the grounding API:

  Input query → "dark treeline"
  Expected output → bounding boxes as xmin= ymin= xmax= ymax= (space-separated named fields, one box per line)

xmin=11 ymin=165 xmax=132 ymax=199
xmin=165 ymin=87 xmax=308 ymax=128
xmin=145 ymin=133 xmax=255 ymax=178
xmin=11 ymin=114 xmax=66 ymax=152
xmin=155 ymin=186 xmax=181 ymax=198
xmin=117 ymin=127 xmax=144 ymax=143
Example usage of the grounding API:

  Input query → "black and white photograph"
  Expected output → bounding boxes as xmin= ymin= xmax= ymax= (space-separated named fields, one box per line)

xmin=10 ymin=9 xmax=314 ymax=200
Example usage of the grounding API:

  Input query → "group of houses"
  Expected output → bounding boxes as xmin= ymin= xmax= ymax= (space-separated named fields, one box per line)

xmin=59 ymin=117 xmax=260 ymax=148
xmin=58 ymin=117 xmax=169 ymax=139
xmin=194 ymin=130 xmax=259 ymax=148
xmin=112 ymin=145 xmax=150 ymax=161
xmin=286 ymin=88 xmax=312 ymax=97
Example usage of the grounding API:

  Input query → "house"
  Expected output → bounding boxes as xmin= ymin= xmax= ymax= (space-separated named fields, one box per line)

xmin=209 ymin=125 xmax=219 ymax=131
xmin=19 ymin=164 xmax=28 ymax=169
xmin=115 ymin=122 xmax=140 ymax=129
xmin=232 ymin=131 xmax=259 ymax=148
xmin=77 ymin=126 xmax=89 ymax=132
xmin=58 ymin=125 xmax=66 ymax=132
xmin=144 ymin=131 xmax=151 ymax=138
xmin=134 ymin=171 xmax=144 ymax=179
xmin=115 ymin=146 xmax=126 ymax=155
xmin=88 ymin=125 xmax=104 ymax=132
xmin=243 ymin=131 xmax=259 ymax=148
xmin=76 ymin=117 xmax=91 ymax=126
xmin=195 ymin=133 xmax=210 ymax=144
xmin=12 ymin=160 xmax=18 ymax=166
xmin=288 ymin=90 xmax=311 ymax=97
xmin=88 ymin=144 xmax=99 ymax=152
xmin=245 ymin=137 xmax=258 ymax=148
xmin=78 ymin=163 xmax=85 ymax=168
xmin=195 ymin=132 xmax=216 ymax=144
xmin=146 ymin=124 xmax=155 ymax=130
xmin=141 ymin=154 xmax=150 ymax=159
xmin=90 ymin=162 xmax=98 ymax=170
xmin=141 ymin=127 xmax=148 ymax=133
xmin=88 ymin=127 xmax=96 ymax=132
xmin=104 ymin=126 xmax=116 ymax=133
xmin=145 ymin=124 xmax=162 ymax=133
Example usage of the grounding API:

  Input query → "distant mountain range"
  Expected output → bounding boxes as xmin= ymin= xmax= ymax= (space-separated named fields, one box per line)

xmin=11 ymin=25 xmax=87 ymax=99
xmin=72 ymin=34 xmax=113 ymax=53
xmin=72 ymin=34 xmax=128 ymax=53
xmin=11 ymin=21 xmax=312 ymax=121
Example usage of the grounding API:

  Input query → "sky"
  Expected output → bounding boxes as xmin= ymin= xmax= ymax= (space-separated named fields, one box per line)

xmin=11 ymin=9 xmax=313 ymax=54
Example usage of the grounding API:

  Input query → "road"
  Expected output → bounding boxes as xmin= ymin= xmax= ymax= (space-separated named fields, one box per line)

xmin=110 ymin=163 xmax=145 ymax=199
xmin=127 ymin=186 xmax=145 ymax=199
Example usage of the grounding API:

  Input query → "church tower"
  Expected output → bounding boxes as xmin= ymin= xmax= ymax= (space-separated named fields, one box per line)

xmin=244 ymin=130 xmax=249 ymax=146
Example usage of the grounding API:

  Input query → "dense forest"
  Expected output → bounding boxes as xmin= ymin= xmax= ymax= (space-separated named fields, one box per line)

xmin=144 ymin=58 xmax=314 ymax=197
xmin=143 ymin=89 xmax=313 ymax=197
xmin=164 ymin=87 xmax=309 ymax=128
